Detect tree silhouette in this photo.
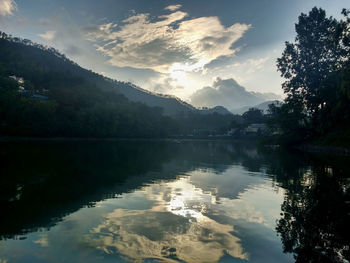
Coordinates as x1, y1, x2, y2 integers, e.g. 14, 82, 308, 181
272, 7, 350, 144
277, 7, 345, 117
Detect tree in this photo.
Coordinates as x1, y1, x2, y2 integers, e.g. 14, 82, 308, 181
272, 7, 350, 144
277, 7, 346, 117
242, 108, 264, 124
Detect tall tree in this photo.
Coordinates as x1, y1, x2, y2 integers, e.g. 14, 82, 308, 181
277, 7, 346, 117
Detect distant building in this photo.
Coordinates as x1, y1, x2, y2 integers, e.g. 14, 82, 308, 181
31, 94, 48, 100
9, 75, 24, 84
244, 123, 267, 134
226, 128, 237, 136
18, 89, 30, 94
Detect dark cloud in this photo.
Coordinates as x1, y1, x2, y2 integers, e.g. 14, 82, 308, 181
190, 166, 264, 200
190, 77, 280, 111
204, 55, 235, 70
82, 25, 100, 33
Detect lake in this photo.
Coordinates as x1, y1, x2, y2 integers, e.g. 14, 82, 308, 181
0, 140, 349, 262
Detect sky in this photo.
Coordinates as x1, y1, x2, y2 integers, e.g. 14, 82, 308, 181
0, 0, 348, 108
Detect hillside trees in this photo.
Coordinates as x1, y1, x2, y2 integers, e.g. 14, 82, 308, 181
0, 32, 175, 137
0, 32, 237, 138
242, 108, 265, 124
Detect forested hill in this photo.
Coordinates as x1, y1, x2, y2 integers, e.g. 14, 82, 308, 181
0, 32, 237, 138
0, 32, 175, 137
0, 32, 227, 116
112, 81, 196, 115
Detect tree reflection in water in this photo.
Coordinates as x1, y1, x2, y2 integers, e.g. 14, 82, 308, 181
269, 152, 350, 263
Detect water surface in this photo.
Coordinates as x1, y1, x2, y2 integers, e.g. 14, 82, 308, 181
0, 141, 348, 262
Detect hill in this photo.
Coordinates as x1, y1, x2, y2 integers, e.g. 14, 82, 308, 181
231, 100, 281, 115
0, 31, 232, 117
0, 31, 236, 137
0, 32, 175, 137
113, 81, 196, 115
199, 106, 233, 115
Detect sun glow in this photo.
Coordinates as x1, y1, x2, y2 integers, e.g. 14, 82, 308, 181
170, 69, 187, 83
168, 63, 199, 92
167, 194, 205, 219
164, 178, 206, 219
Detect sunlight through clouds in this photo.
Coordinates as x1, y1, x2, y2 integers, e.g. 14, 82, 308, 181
164, 4, 182, 11
86, 6, 251, 73
0, 0, 17, 16
38, 30, 56, 41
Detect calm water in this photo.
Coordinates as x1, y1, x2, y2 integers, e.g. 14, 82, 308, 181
0, 140, 349, 263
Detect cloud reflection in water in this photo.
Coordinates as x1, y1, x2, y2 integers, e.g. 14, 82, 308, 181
85, 168, 278, 262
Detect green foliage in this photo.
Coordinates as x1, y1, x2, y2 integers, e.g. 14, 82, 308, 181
277, 7, 345, 116
0, 31, 236, 138
273, 7, 350, 145
242, 108, 265, 124
172, 111, 241, 136
0, 32, 177, 138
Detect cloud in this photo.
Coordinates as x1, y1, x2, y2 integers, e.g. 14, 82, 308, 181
86, 8, 250, 73
38, 30, 56, 41
63, 44, 82, 56
204, 55, 270, 74
0, 0, 17, 16
190, 77, 280, 110
150, 77, 184, 93
143, 73, 187, 94
164, 4, 182, 11
231, 57, 270, 74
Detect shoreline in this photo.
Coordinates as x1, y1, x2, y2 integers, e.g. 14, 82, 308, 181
295, 144, 350, 156
2, 136, 350, 156
0, 136, 240, 142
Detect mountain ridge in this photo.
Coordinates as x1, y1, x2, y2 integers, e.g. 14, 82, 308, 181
0, 31, 233, 116
230, 100, 282, 114
0, 31, 238, 138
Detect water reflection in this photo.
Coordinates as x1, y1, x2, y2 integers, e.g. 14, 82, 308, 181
0, 140, 349, 262
86, 174, 256, 262
88, 208, 247, 262
274, 160, 350, 262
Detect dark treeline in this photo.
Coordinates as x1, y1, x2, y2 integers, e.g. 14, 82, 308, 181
0, 32, 174, 137
173, 110, 242, 136
0, 32, 239, 138
267, 7, 350, 147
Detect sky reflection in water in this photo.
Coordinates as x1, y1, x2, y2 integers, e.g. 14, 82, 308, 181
1, 169, 290, 262
1, 141, 347, 262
